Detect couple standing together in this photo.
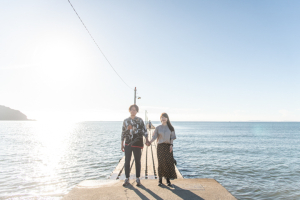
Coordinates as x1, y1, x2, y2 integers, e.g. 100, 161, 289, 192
121, 104, 177, 187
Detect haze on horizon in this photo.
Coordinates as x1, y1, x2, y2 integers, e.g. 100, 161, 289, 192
1, 0, 299, 122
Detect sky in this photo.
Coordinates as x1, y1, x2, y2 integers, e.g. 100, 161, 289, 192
0, 0, 299, 121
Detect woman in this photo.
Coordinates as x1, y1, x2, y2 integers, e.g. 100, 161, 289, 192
149, 113, 177, 186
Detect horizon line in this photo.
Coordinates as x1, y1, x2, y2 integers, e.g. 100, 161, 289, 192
1, 120, 299, 122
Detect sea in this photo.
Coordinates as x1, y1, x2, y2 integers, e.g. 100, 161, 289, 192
0, 121, 299, 200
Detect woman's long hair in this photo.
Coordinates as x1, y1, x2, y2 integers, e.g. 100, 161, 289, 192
160, 113, 174, 132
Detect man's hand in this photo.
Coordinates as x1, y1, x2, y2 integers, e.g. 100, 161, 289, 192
146, 138, 150, 146
145, 141, 150, 146
170, 145, 173, 153
121, 140, 125, 152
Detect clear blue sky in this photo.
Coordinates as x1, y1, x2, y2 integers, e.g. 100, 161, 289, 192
0, 0, 299, 121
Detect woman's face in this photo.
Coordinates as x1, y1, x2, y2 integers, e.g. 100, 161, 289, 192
130, 107, 137, 116
161, 116, 168, 123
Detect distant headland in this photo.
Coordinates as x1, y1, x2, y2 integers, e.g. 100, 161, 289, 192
0, 105, 34, 120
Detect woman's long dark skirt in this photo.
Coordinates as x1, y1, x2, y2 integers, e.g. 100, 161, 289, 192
157, 143, 177, 179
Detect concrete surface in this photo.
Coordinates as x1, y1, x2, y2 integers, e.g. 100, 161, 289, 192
63, 178, 236, 200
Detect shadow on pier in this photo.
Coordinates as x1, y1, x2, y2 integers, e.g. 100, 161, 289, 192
126, 182, 204, 200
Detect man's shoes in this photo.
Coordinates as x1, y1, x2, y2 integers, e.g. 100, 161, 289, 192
136, 178, 141, 186
123, 178, 129, 186
158, 182, 163, 186
167, 182, 172, 187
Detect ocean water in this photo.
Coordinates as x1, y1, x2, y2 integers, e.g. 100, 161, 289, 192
0, 121, 299, 199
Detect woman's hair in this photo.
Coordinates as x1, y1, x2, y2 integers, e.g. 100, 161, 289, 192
129, 104, 139, 112
160, 113, 174, 132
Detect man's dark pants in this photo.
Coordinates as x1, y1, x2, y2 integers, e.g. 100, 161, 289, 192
124, 145, 141, 178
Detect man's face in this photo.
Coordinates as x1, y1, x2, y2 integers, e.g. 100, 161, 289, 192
130, 107, 137, 116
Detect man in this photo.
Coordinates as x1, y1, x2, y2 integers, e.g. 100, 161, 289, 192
121, 104, 150, 186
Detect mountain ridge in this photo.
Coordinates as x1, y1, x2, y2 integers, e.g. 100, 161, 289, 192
0, 105, 33, 120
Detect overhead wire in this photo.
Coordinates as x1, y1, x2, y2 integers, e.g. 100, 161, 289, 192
67, 0, 133, 90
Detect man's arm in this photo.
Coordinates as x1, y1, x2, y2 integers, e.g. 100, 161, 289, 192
121, 140, 124, 152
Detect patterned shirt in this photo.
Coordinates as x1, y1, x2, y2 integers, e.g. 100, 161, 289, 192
121, 116, 148, 148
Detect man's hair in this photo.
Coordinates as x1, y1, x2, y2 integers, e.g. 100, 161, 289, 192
129, 104, 139, 112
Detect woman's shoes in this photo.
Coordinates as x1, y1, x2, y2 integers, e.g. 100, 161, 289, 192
157, 177, 172, 186
166, 178, 172, 187
158, 177, 163, 186
158, 182, 172, 186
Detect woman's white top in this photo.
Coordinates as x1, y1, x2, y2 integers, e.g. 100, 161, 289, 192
150, 125, 176, 144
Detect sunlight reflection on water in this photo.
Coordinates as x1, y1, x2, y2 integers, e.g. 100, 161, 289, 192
0, 121, 122, 199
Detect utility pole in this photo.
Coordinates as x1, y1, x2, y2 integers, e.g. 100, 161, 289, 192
145, 110, 148, 126
134, 87, 137, 105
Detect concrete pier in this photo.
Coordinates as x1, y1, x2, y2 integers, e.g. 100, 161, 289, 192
63, 179, 236, 200
63, 127, 236, 199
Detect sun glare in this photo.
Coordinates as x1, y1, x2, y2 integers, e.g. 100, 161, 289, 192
27, 32, 92, 120
33, 33, 85, 90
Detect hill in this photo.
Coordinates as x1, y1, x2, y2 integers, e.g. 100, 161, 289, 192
0, 105, 30, 120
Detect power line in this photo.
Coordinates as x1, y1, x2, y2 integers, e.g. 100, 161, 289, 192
67, 0, 133, 90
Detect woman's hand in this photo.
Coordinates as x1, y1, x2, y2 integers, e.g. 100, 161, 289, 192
170, 145, 173, 153
145, 138, 150, 146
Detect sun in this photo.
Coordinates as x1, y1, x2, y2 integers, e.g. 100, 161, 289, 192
33, 32, 86, 90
